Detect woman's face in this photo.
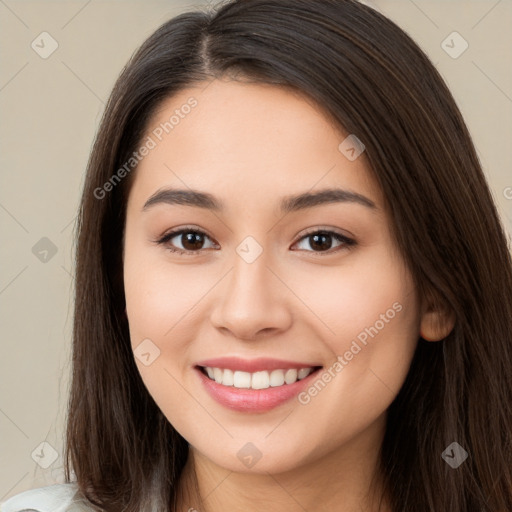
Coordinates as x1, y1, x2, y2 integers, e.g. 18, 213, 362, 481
123, 78, 421, 474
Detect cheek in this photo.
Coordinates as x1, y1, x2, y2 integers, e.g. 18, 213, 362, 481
124, 263, 209, 343
123, 242, 211, 421
289, 250, 417, 343
281, 253, 419, 449
288, 248, 419, 393
123, 229, 213, 349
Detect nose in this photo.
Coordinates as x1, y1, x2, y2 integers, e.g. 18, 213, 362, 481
210, 247, 293, 341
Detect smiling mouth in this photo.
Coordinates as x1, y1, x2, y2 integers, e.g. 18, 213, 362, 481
197, 365, 323, 390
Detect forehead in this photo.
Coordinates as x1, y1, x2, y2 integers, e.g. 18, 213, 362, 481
128, 79, 382, 211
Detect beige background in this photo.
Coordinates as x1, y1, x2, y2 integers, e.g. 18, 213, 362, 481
0, 0, 511, 501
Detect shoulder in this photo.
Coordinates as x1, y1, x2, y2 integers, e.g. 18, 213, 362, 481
0, 483, 93, 512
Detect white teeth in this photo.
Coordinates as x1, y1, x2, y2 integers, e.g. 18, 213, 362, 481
222, 368, 234, 386
269, 369, 285, 387
298, 368, 313, 380
284, 369, 298, 384
213, 367, 223, 384
202, 366, 316, 389
251, 371, 270, 390
233, 371, 251, 388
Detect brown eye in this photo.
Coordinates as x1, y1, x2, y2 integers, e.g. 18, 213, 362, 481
308, 232, 334, 251
179, 232, 206, 251
157, 228, 217, 254
293, 230, 355, 254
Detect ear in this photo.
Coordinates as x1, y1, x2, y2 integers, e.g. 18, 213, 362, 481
419, 299, 455, 342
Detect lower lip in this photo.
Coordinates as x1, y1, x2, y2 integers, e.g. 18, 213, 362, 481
195, 367, 322, 413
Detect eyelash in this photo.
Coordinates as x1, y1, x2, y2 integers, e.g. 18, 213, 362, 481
154, 225, 356, 256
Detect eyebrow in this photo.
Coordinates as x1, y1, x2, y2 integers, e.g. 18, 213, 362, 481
142, 187, 377, 213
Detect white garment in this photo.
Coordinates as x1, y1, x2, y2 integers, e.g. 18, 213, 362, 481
0, 483, 92, 512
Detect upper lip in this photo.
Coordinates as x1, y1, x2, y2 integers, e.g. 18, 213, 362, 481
195, 357, 323, 373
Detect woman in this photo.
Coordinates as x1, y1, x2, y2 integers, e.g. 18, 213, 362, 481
2, 0, 511, 511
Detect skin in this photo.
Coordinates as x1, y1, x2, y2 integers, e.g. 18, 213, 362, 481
123, 78, 454, 512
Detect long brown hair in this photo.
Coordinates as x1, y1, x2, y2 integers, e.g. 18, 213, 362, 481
64, 1, 512, 510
